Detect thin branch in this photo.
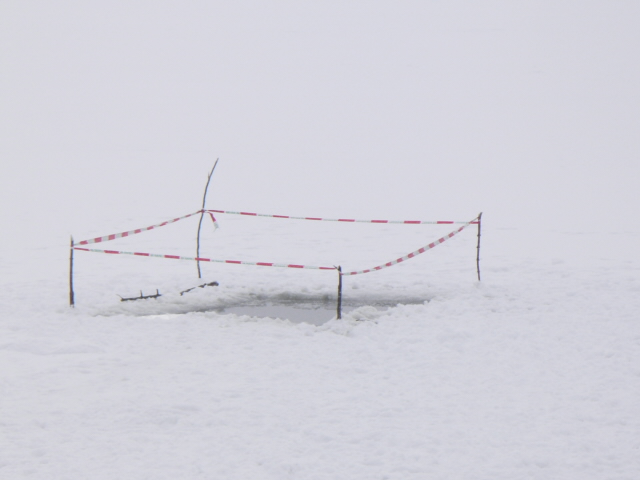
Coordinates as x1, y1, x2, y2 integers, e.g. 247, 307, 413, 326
197, 159, 219, 278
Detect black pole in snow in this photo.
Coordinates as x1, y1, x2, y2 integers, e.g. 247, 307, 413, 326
476, 212, 483, 282
197, 159, 219, 278
337, 266, 343, 319
69, 236, 75, 307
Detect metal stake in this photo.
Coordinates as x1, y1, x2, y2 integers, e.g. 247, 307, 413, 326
476, 212, 483, 281
69, 236, 75, 307
337, 266, 343, 319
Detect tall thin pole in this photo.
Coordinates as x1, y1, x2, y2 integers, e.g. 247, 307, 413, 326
69, 236, 75, 307
197, 159, 219, 278
337, 266, 343, 319
476, 212, 483, 282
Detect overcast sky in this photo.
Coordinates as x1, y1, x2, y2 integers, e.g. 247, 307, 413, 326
2, 1, 639, 249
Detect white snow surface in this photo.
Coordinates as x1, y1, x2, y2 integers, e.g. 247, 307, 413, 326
1, 215, 639, 479
2, 2, 640, 479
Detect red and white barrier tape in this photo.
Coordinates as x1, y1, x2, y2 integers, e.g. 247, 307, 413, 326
209, 209, 479, 225
74, 215, 478, 275
341, 217, 477, 276
73, 247, 336, 271
76, 210, 216, 246
76, 208, 475, 247
207, 212, 220, 230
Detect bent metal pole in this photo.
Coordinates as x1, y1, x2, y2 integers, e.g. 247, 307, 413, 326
197, 159, 218, 278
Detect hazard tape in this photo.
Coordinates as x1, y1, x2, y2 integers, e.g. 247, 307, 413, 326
341, 217, 477, 276
209, 209, 479, 225
73, 211, 480, 277
73, 247, 336, 271
76, 210, 212, 246
76, 208, 475, 247
208, 212, 220, 230
74, 215, 478, 275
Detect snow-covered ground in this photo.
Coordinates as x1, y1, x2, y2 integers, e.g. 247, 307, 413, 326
1, 212, 639, 479
2, 2, 639, 479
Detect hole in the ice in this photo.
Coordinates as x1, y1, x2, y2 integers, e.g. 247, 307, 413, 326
212, 296, 427, 325
118, 292, 429, 323
218, 304, 352, 325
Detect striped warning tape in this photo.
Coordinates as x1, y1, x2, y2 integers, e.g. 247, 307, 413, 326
209, 209, 479, 225
74, 215, 478, 275
73, 247, 336, 271
76, 210, 211, 246
341, 217, 477, 276
76, 208, 475, 247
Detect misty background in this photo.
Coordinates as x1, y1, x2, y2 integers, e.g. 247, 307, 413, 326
2, 2, 639, 276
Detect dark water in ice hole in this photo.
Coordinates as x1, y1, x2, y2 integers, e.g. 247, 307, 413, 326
121, 291, 428, 324
211, 294, 428, 325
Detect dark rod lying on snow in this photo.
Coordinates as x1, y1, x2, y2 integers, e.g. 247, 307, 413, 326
180, 281, 219, 296
196, 159, 219, 279
69, 236, 75, 307
118, 289, 162, 302
476, 212, 483, 282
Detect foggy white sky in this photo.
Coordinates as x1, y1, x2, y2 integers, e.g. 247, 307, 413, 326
1, 1, 639, 246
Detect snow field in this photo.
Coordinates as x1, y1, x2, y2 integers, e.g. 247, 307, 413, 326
1, 222, 639, 479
